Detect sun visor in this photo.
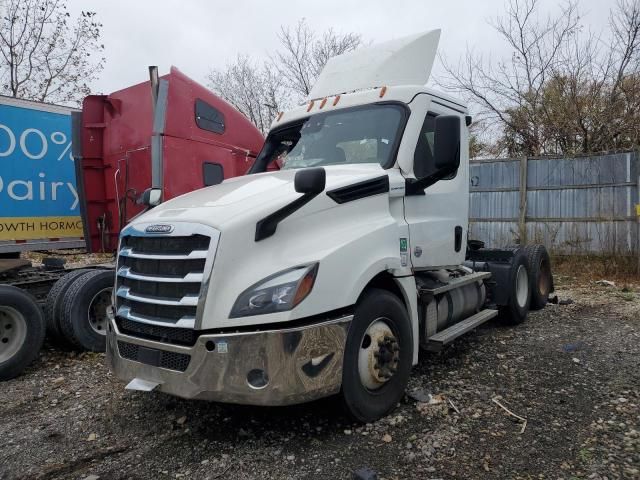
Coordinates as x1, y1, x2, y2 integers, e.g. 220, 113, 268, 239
308, 29, 441, 100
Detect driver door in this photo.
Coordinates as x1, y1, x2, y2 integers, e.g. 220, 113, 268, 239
404, 109, 468, 269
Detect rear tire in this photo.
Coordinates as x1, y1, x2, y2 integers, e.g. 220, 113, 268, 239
524, 244, 552, 310
44, 269, 91, 346
0, 286, 45, 381
59, 270, 114, 352
341, 288, 413, 423
499, 249, 531, 325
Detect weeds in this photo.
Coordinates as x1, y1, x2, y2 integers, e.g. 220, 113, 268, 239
552, 254, 639, 282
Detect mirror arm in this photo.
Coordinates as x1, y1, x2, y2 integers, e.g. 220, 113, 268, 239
405, 164, 459, 196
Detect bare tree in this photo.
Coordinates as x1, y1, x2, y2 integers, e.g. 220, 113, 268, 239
0, 0, 105, 105
208, 55, 289, 134
440, 0, 640, 157
536, 0, 640, 154
274, 19, 362, 99
440, 0, 580, 156
209, 19, 362, 133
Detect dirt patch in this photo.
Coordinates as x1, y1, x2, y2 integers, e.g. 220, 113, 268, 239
23, 251, 114, 269
1, 278, 638, 480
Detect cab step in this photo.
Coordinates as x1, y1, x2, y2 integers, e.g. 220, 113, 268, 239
425, 309, 498, 352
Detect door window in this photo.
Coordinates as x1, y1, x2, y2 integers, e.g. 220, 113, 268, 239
413, 114, 436, 179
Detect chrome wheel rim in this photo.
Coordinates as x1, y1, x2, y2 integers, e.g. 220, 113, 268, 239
358, 318, 399, 390
0, 306, 28, 363
88, 288, 112, 336
516, 265, 529, 308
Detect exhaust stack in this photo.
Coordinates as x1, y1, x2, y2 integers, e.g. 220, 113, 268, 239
149, 66, 159, 113
147, 66, 166, 196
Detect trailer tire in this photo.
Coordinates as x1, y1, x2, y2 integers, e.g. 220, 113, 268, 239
59, 270, 114, 352
341, 288, 413, 423
524, 244, 552, 310
0, 286, 46, 381
44, 269, 91, 346
499, 249, 531, 325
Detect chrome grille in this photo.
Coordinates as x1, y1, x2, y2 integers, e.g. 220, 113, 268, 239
121, 234, 211, 255
118, 256, 206, 278
114, 223, 219, 334
116, 318, 198, 346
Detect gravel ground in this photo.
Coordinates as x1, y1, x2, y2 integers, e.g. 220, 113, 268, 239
1, 275, 638, 480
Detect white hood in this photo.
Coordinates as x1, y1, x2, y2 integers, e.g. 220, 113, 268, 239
308, 29, 441, 100
139, 164, 389, 228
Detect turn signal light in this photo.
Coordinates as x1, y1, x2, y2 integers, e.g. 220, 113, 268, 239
293, 268, 317, 307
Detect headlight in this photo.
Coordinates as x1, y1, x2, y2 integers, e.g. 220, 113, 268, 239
230, 264, 319, 318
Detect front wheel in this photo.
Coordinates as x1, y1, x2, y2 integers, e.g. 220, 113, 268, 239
341, 288, 413, 422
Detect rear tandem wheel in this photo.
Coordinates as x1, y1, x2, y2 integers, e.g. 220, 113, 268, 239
59, 269, 114, 352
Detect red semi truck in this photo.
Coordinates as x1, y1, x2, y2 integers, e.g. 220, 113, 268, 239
0, 67, 264, 379
77, 67, 264, 253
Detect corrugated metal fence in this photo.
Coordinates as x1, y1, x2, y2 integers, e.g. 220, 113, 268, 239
469, 151, 640, 254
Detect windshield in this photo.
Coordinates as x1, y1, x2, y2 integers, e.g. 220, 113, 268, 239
254, 104, 406, 171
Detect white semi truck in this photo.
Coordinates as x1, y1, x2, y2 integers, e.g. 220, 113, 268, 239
106, 30, 552, 422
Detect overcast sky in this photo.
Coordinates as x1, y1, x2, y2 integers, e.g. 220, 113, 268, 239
68, 0, 616, 95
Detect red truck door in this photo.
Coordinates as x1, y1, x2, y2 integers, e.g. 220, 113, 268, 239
75, 67, 264, 253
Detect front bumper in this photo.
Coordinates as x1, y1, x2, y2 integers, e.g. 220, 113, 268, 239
106, 313, 352, 406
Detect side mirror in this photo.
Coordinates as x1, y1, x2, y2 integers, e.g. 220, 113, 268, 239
405, 115, 461, 195
434, 115, 461, 172
138, 187, 162, 207
294, 167, 326, 195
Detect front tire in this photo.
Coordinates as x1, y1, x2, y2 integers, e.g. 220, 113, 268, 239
341, 288, 413, 422
0, 286, 46, 381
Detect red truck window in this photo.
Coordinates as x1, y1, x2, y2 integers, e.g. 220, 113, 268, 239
195, 99, 225, 134
203, 162, 224, 186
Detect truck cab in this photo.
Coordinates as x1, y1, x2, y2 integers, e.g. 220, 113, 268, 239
106, 31, 544, 421
76, 67, 264, 253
